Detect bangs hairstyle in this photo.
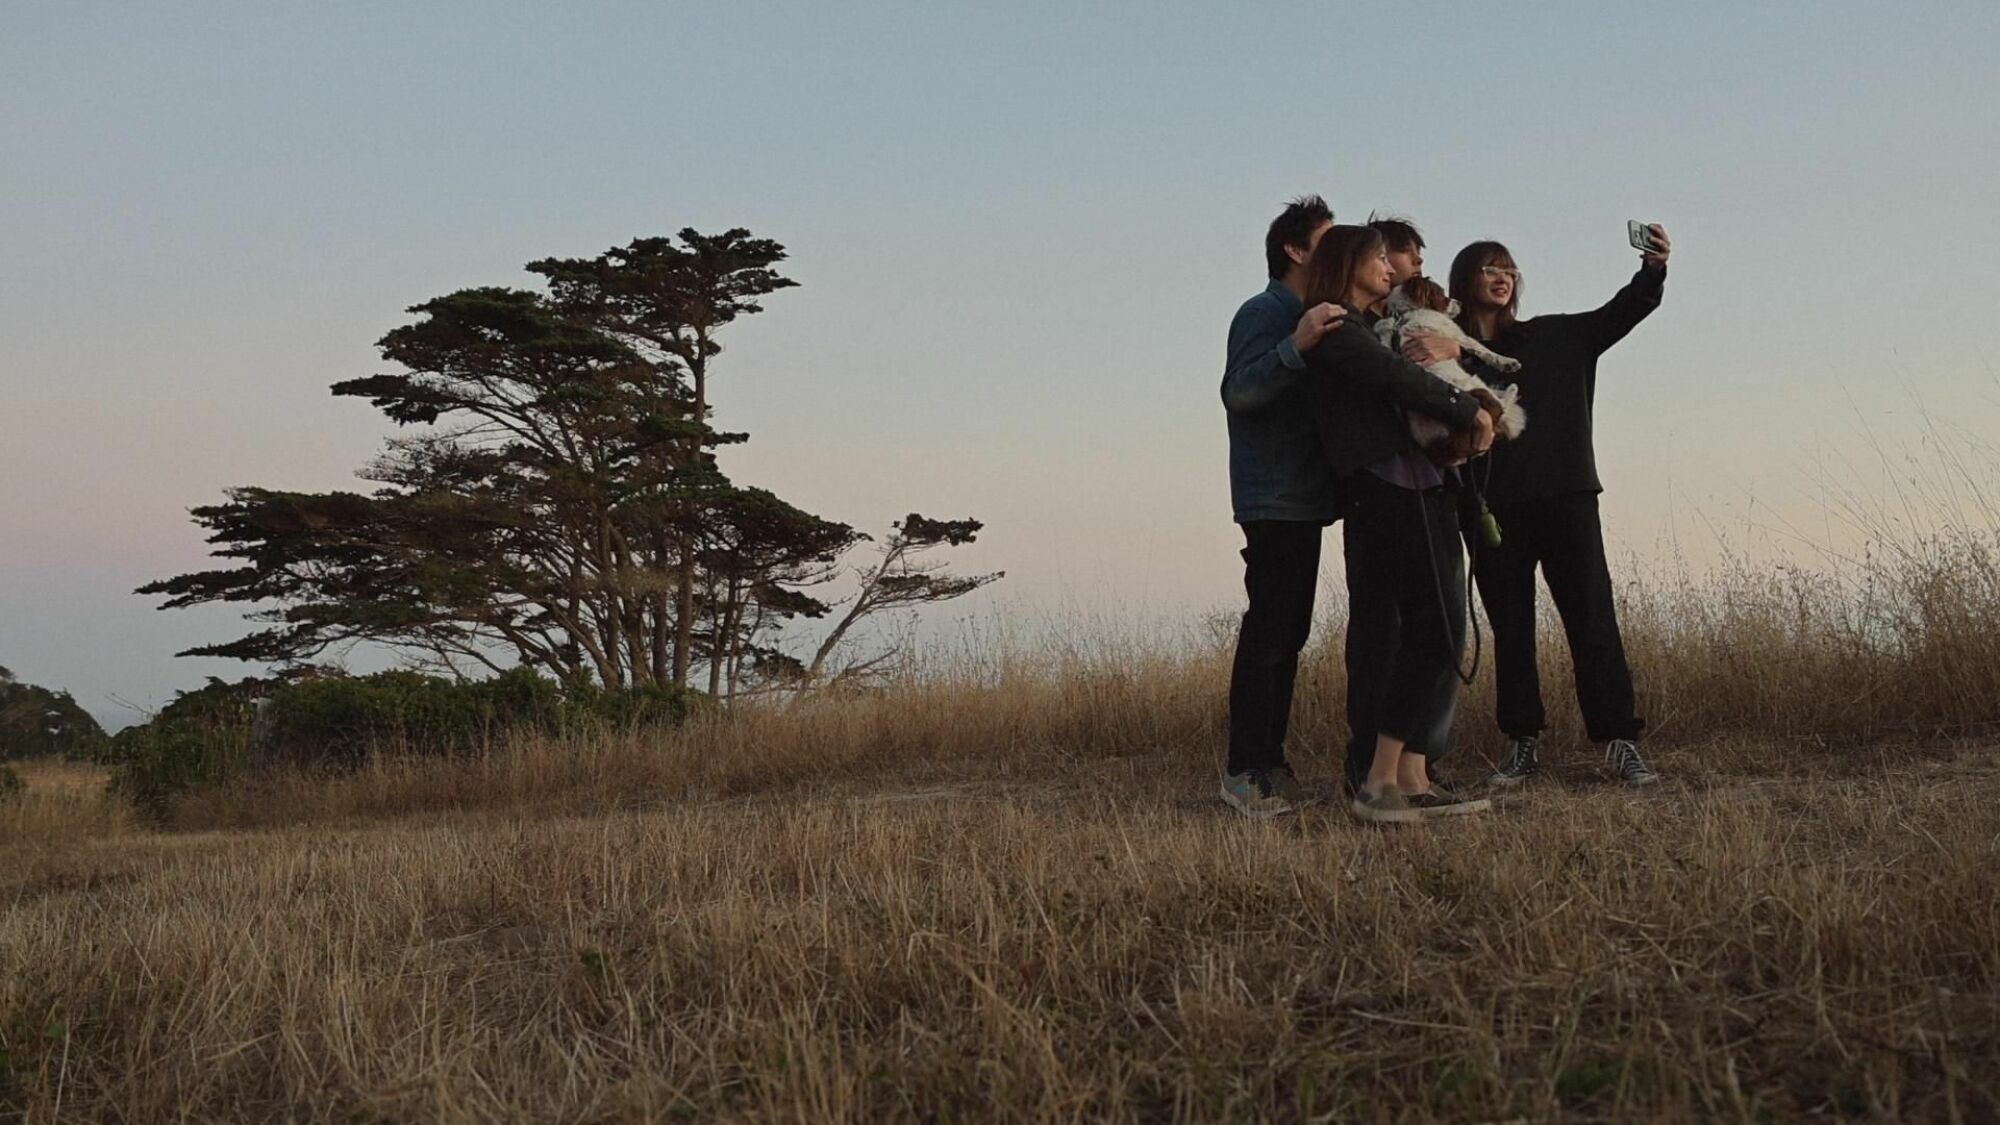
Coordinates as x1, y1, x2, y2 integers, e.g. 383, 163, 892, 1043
1265, 194, 1334, 280
1367, 212, 1425, 253
1449, 240, 1520, 335
1301, 224, 1385, 309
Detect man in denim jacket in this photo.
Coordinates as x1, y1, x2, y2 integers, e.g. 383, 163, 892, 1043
1217, 196, 1348, 817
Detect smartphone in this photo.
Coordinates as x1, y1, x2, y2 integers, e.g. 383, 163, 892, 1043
1627, 220, 1663, 254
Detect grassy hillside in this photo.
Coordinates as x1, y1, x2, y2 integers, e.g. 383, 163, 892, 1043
4, 529, 1998, 1121
5, 741, 1998, 1122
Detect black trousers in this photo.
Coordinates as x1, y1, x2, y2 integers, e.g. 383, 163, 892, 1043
1341, 473, 1467, 793
1471, 492, 1644, 743
1226, 520, 1324, 775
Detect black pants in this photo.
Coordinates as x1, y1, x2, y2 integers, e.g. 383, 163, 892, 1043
1341, 473, 1467, 793
1472, 493, 1644, 743
1226, 520, 1324, 775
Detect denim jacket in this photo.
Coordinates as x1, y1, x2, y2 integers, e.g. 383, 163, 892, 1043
1220, 282, 1341, 524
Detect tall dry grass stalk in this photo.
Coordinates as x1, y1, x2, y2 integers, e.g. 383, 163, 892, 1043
0, 761, 135, 848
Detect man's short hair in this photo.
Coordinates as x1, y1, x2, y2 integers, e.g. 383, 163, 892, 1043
1367, 212, 1425, 253
1265, 195, 1334, 280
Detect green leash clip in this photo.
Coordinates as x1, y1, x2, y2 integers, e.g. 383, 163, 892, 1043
1478, 499, 1502, 548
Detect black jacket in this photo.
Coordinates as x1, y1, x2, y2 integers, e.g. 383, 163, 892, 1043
1303, 303, 1483, 480
1481, 265, 1665, 505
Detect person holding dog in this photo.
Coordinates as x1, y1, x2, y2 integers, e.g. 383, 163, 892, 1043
1353, 214, 1485, 793
1299, 225, 1501, 821
1448, 228, 1672, 787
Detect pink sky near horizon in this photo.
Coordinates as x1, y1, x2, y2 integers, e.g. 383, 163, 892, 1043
4, 1, 1997, 725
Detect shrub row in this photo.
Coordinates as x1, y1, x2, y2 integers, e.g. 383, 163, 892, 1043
110, 669, 703, 818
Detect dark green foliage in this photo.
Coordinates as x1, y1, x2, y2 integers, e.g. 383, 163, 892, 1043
0, 665, 109, 761
0, 993, 67, 1111
1556, 1056, 1642, 1107
260, 668, 562, 763
107, 677, 265, 818
561, 678, 708, 729
0, 763, 22, 801
108, 670, 703, 817
259, 667, 699, 763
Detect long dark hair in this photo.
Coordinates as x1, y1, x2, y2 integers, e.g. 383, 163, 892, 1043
1301, 224, 1385, 309
1448, 240, 1520, 337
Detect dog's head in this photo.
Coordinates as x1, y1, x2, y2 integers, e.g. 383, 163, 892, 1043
1388, 276, 1459, 319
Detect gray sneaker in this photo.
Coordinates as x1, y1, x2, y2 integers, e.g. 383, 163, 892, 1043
1349, 784, 1421, 824
1408, 784, 1494, 818
1220, 767, 1306, 819
1487, 736, 1540, 787
1604, 740, 1660, 786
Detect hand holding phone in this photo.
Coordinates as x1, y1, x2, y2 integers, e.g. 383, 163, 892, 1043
1627, 220, 1665, 254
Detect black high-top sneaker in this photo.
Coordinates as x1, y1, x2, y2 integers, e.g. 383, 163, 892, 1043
1486, 736, 1540, 787
1604, 739, 1660, 786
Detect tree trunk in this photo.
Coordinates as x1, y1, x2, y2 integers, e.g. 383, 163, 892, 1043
706, 573, 728, 698
806, 546, 900, 680
669, 330, 711, 688
671, 550, 695, 687
651, 529, 672, 685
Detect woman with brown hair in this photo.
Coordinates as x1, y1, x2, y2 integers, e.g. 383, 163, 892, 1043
1298, 224, 1499, 821
1448, 231, 1671, 788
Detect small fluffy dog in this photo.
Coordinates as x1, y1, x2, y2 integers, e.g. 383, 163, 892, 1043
1375, 276, 1526, 455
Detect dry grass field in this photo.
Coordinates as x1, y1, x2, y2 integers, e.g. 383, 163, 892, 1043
4, 733, 1998, 1123
5, 527, 2000, 1122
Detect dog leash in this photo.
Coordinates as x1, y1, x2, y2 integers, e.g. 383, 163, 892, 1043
1417, 455, 1497, 687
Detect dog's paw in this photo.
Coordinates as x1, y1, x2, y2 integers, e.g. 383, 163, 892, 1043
1493, 356, 1522, 373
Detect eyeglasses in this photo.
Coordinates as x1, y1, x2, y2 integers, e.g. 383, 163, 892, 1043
1480, 266, 1521, 282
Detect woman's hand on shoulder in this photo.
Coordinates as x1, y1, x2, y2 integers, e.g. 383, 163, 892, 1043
1290, 302, 1347, 354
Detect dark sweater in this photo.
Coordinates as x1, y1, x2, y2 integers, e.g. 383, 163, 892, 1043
1480, 266, 1665, 505
1303, 303, 1483, 479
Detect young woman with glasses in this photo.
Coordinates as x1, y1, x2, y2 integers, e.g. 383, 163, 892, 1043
1448, 230, 1672, 788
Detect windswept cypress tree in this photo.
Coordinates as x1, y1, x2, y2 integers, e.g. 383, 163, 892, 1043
141, 231, 996, 696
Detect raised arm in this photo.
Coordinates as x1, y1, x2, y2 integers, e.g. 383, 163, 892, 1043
1304, 312, 1484, 430
1575, 263, 1666, 354
1578, 227, 1672, 354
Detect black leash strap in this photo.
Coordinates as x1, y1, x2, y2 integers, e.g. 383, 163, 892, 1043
1416, 458, 1494, 687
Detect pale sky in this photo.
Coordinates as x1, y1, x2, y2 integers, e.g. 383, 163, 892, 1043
4, 1, 1998, 727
